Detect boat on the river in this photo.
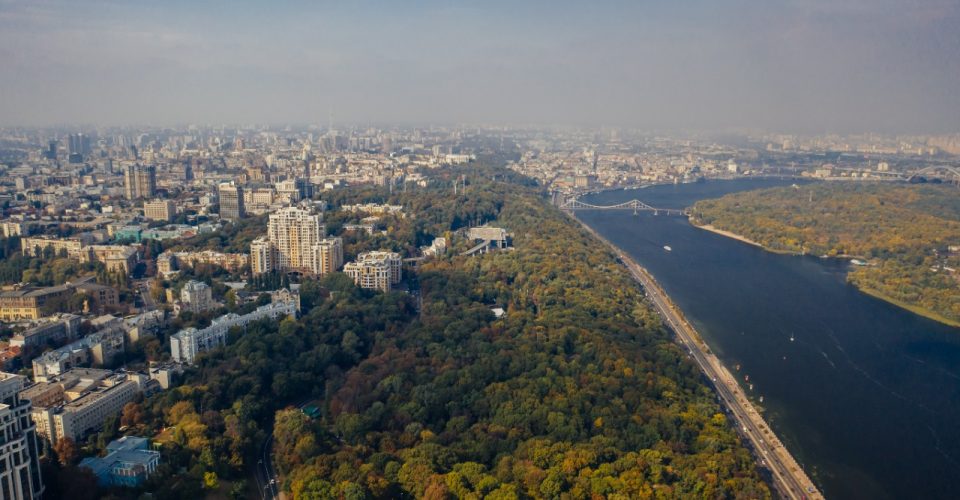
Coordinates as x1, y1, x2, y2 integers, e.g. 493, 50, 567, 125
663, 245, 672, 252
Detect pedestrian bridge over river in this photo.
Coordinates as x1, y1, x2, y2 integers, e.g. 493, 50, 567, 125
559, 198, 687, 216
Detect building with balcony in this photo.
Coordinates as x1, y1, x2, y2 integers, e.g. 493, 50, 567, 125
250, 205, 342, 276
170, 291, 299, 364
343, 251, 402, 292
0, 372, 45, 499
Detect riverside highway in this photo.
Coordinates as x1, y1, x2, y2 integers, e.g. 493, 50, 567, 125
575, 218, 824, 500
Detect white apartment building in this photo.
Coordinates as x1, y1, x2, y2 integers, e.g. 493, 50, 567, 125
170, 293, 300, 364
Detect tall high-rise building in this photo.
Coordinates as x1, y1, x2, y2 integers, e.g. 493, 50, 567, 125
67, 134, 91, 163
250, 237, 273, 275
268, 206, 323, 272
183, 160, 194, 182
124, 165, 156, 200
44, 141, 57, 160
0, 373, 44, 499
218, 182, 245, 220
310, 237, 343, 276
250, 205, 341, 275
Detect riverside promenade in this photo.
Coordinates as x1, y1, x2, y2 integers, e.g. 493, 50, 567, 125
573, 216, 824, 500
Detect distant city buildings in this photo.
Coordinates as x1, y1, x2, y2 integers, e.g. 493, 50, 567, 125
340, 203, 404, 215
218, 181, 245, 220
123, 164, 156, 200
143, 199, 175, 221
343, 251, 402, 292
250, 205, 342, 276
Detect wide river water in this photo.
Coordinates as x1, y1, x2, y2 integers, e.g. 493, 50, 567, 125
579, 179, 960, 500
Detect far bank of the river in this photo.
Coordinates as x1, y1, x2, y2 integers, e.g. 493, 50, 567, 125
690, 220, 802, 256
691, 219, 960, 329
855, 285, 960, 328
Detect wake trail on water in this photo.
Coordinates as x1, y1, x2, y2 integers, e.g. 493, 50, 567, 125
819, 350, 837, 369
925, 424, 960, 472
823, 327, 936, 416
904, 354, 960, 382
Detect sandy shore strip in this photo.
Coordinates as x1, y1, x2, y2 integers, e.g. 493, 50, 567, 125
694, 223, 765, 248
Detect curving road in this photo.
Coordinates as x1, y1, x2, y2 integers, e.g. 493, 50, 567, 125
576, 218, 824, 500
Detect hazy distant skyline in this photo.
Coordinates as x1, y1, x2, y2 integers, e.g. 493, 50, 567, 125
1, 0, 958, 134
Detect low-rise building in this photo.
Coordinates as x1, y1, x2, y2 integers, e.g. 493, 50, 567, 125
10, 314, 83, 349
170, 291, 299, 364
32, 326, 125, 382
142, 199, 176, 222
20, 236, 85, 258
422, 237, 446, 257
159, 250, 249, 273
1, 221, 24, 237
75, 282, 120, 313
0, 284, 77, 321
340, 203, 403, 215
22, 369, 151, 444
79, 436, 160, 488
467, 226, 510, 249
82, 245, 139, 274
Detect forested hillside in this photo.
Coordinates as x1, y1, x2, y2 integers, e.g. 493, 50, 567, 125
691, 183, 960, 326
86, 165, 769, 499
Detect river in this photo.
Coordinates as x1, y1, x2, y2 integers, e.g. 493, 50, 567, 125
578, 179, 960, 500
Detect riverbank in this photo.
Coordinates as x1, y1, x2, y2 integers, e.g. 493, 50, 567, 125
693, 220, 960, 329
693, 223, 765, 249
855, 285, 960, 328
569, 212, 823, 500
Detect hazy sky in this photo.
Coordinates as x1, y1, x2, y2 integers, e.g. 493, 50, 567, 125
1, 0, 958, 133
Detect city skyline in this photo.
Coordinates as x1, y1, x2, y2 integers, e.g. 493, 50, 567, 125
0, 0, 958, 134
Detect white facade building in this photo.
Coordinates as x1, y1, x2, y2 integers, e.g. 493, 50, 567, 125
170, 293, 300, 364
